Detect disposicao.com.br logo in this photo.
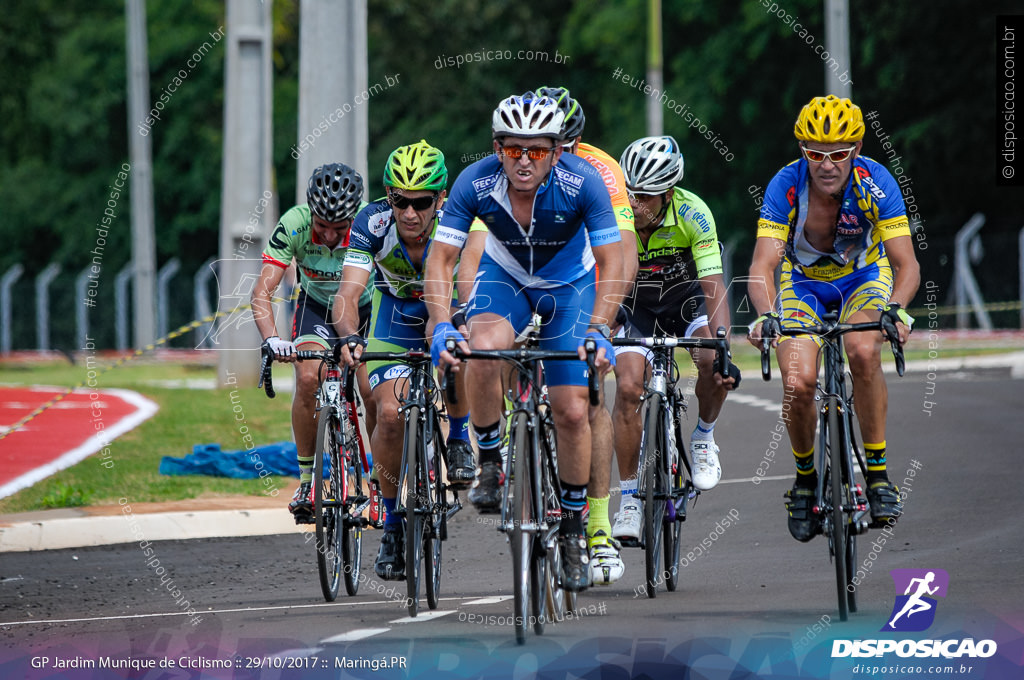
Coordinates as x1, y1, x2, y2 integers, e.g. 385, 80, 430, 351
831, 568, 998, 659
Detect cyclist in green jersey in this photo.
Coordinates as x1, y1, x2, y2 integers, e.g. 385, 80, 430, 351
251, 163, 374, 523
611, 136, 739, 545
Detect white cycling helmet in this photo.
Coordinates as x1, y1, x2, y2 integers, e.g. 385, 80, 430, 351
492, 93, 565, 140
620, 136, 685, 193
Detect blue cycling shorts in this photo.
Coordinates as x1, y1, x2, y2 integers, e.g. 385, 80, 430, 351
466, 253, 595, 387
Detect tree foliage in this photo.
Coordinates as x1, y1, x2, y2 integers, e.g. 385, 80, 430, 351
1, 0, 1021, 348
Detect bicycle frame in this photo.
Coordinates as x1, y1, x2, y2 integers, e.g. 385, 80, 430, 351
614, 332, 729, 597
760, 312, 905, 620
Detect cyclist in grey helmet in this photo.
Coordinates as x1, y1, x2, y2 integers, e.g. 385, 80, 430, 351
252, 162, 375, 524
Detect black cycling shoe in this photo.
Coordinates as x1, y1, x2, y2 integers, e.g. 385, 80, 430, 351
374, 523, 406, 581
559, 533, 590, 592
468, 461, 504, 513
288, 482, 314, 525
784, 485, 820, 542
866, 480, 902, 526
445, 439, 476, 489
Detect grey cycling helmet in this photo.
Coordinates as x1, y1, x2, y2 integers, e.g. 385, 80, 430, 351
492, 93, 565, 140
306, 163, 363, 222
534, 86, 586, 140
620, 136, 685, 193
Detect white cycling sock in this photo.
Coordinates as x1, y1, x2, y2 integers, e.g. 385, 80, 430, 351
692, 418, 716, 442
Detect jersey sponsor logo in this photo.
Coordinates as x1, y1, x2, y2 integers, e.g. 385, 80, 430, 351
472, 173, 499, 194
554, 213, 566, 223
585, 156, 617, 190
617, 206, 633, 221
368, 211, 391, 236
313, 324, 330, 339
695, 240, 715, 250
837, 214, 863, 235
383, 365, 412, 382
553, 166, 584, 189
786, 186, 797, 206
345, 251, 373, 266
690, 210, 712, 233
861, 175, 887, 200
268, 226, 288, 251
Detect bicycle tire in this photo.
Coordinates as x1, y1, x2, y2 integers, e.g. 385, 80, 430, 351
839, 408, 858, 614
641, 393, 665, 599
404, 405, 425, 617
540, 415, 576, 617
826, 396, 850, 622
510, 411, 533, 645
314, 411, 342, 602
663, 404, 683, 592
341, 405, 363, 596
425, 425, 443, 610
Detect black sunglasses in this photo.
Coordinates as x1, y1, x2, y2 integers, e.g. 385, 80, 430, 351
388, 191, 437, 212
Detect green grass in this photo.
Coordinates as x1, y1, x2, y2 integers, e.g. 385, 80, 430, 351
0, 358, 296, 514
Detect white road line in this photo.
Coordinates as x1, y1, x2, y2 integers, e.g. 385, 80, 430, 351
462, 596, 513, 606
389, 610, 457, 624
0, 597, 466, 627
322, 629, 390, 643
727, 393, 780, 413
720, 474, 792, 485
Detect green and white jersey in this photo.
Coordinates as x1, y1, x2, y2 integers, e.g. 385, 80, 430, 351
630, 186, 722, 312
344, 198, 454, 301
261, 204, 373, 309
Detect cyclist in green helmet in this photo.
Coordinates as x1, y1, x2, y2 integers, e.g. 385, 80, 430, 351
335, 140, 473, 581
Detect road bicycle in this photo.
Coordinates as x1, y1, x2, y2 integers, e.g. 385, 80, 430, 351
613, 330, 730, 598
259, 345, 374, 601
760, 312, 905, 621
353, 348, 464, 617
448, 339, 599, 645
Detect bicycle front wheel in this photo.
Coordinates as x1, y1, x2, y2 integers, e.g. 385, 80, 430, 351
826, 396, 850, 622
509, 412, 534, 645
640, 393, 666, 599
424, 424, 443, 610
340, 406, 363, 596
403, 405, 425, 617
314, 411, 343, 602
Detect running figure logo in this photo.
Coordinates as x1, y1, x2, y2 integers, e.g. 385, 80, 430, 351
882, 568, 949, 632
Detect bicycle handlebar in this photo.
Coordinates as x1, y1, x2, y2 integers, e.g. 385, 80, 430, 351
447, 344, 601, 406
759, 319, 906, 381
613, 327, 732, 383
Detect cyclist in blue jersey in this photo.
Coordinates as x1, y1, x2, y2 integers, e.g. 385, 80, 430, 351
747, 95, 920, 542
335, 141, 474, 580
251, 163, 373, 524
424, 93, 626, 591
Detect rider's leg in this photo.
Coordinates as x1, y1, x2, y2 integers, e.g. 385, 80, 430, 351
777, 337, 821, 486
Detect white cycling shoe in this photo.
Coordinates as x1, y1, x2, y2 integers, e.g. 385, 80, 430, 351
691, 441, 722, 490
588, 531, 625, 585
611, 501, 642, 546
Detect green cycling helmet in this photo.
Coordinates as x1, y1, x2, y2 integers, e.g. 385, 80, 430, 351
383, 140, 448, 191
534, 86, 585, 140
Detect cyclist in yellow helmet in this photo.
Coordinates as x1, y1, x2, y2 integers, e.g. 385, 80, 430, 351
747, 95, 920, 541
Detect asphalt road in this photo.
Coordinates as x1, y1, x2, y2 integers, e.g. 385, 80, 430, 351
2, 366, 1022, 679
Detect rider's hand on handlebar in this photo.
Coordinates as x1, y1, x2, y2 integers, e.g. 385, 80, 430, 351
263, 336, 297, 362
747, 312, 782, 349
712, 355, 742, 390
430, 321, 469, 369
337, 334, 367, 367
578, 330, 615, 375
880, 303, 914, 346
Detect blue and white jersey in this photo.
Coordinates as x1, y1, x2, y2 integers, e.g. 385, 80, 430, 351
435, 153, 621, 288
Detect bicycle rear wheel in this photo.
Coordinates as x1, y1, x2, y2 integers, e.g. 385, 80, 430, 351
314, 411, 343, 602
509, 412, 533, 645
404, 405, 425, 617
825, 396, 850, 622
640, 393, 665, 598
341, 405, 363, 596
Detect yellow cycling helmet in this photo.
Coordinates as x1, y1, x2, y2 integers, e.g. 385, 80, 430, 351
793, 95, 865, 143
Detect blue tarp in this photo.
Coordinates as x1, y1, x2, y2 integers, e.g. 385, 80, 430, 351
159, 442, 300, 478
